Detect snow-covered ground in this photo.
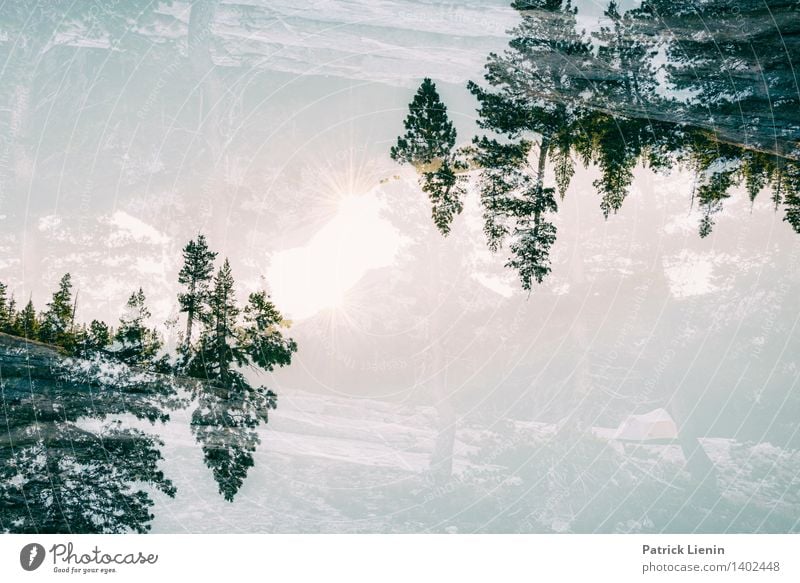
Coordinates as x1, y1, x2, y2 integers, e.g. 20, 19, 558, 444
147, 389, 800, 533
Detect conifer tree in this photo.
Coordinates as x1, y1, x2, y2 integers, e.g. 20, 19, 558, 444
190, 386, 275, 502
4, 295, 18, 335
241, 291, 298, 371
187, 260, 298, 389
39, 273, 75, 347
16, 300, 39, 340
391, 78, 467, 236
178, 234, 217, 349
187, 272, 294, 502
76, 319, 112, 356
465, 0, 591, 289
391, 77, 457, 167
0, 282, 10, 332
576, 2, 679, 217
113, 288, 163, 367
781, 163, 800, 234
471, 137, 558, 290
191, 259, 243, 385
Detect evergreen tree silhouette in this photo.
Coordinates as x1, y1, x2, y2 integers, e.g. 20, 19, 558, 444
39, 274, 75, 348
113, 288, 163, 368
391, 78, 457, 167
178, 234, 218, 351
16, 300, 39, 341
0, 282, 10, 332
391, 78, 467, 235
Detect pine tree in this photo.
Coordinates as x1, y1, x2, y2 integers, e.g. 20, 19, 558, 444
77, 319, 112, 356
575, 2, 677, 217
462, 0, 592, 289
186, 264, 298, 500
188, 281, 293, 502
113, 288, 163, 367
187, 261, 269, 501
16, 300, 39, 340
0, 282, 10, 332
4, 295, 18, 335
391, 78, 467, 236
390, 78, 457, 167
178, 234, 218, 350
471, 137, 559, 290
191, 259, 243, 385
241, 291, 297, 371
39, 273, 75, 347
593, 0, 656, 108
190, 386, 274, 502
781, 162, 800, 234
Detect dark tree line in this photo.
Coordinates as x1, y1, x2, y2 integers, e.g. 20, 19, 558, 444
0, 338, 180, 533
391, 0, 800, 291
176, 235, 297, 501
1, 233, 297, 512
0, 234, 296, 378
0, 273, 165, 369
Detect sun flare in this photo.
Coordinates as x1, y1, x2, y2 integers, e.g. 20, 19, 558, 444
267, 192, 402, 320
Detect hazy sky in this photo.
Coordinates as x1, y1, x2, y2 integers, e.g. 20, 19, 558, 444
1, 0, 798, 416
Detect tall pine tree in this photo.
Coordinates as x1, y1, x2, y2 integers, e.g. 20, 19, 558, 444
39, 273, 75, 348
16, 299, 39, 340
178, 234, 217, 350
466, 0, 592, 290
0, 282, 10, 332
186, 263, 294, 502
113, 288, 163, 368
191, 259, 242, 385
391, 78, 467, 236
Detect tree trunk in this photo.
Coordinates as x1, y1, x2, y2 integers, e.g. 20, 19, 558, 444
536, 136, 550, 188
185, 309, 194, 349
184, 278, 197, 349
531, 135, 550, 231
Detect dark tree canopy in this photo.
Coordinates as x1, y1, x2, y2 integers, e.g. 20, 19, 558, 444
242, 290, 298, 372
391, 0, 800, 290
391, 78, 468, 236
178, 233, 218, 351
113, 288, 164, 368
466, 0, 591, 289
391, 77, 457, 167
179, 244, 297, 501
0, 337, 179, 534
39, 273, 75, 348
190, 384, 277, 502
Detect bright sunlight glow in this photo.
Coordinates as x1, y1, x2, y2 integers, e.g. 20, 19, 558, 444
267, 192, 403, 320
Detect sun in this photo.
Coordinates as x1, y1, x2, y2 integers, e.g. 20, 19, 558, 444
267, 191, 402, 320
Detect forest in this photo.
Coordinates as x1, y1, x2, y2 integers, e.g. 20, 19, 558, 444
0, 0, 798, 534
0, 235, 296, 531
391, 0, 800, 290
